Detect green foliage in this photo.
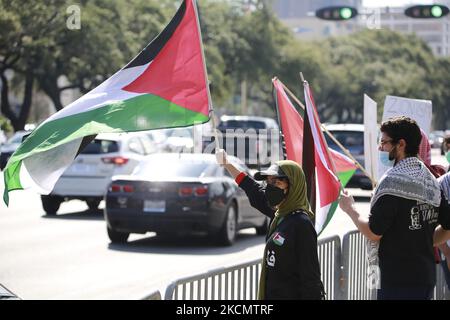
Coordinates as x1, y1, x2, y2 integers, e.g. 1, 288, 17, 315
0, 114, 12, 132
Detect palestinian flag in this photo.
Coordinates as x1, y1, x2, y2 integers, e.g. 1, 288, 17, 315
328, 148, 357, 188
3, 0, 210, 205
302, 81, 341, 235
273, 79, 356, 234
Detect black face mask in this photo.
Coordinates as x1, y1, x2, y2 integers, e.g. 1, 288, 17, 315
265, 184, 286, 207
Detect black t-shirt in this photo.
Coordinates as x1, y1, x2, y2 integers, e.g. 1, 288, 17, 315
369, 194, 450, 287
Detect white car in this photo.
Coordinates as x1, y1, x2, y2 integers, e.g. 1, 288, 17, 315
41, 132, 156, 215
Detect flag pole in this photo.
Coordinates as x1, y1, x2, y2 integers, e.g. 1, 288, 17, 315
192, 0, 220, 150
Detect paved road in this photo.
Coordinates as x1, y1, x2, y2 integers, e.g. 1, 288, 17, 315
0, 179, 362, 300
0, 150, 446, 299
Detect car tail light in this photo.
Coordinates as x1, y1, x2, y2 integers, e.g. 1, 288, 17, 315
102, 156, 129, 165
110, 184, 122, 192
109, 184, 134, 192
194, 186, 208, 196
179, 187, 193, 196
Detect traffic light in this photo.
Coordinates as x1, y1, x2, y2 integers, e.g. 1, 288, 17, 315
315, 6, 358, 21
404, 5, 449, 18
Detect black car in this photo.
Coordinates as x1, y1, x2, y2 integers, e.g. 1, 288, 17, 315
104, 153, 269, 246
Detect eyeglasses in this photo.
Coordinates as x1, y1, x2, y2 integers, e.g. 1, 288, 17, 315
379, 139, 393, 146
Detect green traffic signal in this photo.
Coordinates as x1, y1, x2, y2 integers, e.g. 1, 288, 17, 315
431, 5, 443, 17
316, 6, 358, 21
404, 5, 449, 18
340, 7, 353, 19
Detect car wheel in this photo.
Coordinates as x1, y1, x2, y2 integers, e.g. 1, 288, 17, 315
216, 204, 237, 246
255, 217, 270, 236
107, 226, 129, 244
41, 195, 62, 215
86, 199, 101, 211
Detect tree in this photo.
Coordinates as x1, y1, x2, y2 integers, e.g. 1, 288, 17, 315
320, 29, 439, 123
0, 0, 170, 130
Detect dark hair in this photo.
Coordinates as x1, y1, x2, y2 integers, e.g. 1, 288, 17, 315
445, 136, 450, 145
380, 116, 421, 157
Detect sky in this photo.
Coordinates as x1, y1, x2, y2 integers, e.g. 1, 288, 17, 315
363, 0, 434, 7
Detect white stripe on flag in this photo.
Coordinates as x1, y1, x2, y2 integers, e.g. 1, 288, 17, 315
20, 138, 83, 194
41, 64, 149, 125
315, 169, 332, 234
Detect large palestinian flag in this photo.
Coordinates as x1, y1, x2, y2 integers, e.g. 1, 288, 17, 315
3, 0, 210, 205
273, 78, 356, 234
302, 82, 342, 235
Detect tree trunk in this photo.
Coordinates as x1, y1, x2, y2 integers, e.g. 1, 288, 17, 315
40, 76, 63, 111
15, 68, 34, 131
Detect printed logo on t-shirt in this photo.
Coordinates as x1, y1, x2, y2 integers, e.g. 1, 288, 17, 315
272, 232, 285, 246
266, 250, 276, 267
409, 203, 439, 231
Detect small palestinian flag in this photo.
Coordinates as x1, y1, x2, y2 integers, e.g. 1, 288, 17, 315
272, 232, 285, 246
3, 0, 210, 205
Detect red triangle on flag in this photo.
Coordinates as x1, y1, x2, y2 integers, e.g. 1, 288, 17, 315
123, 0, 209, 117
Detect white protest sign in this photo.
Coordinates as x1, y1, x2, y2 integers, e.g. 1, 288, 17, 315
382, 95, 432, 135
364, 94, 378, 183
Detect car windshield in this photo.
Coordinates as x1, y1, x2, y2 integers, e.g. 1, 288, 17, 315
134, 158, 214, 178
218, 120, 266, 131
81, 139, 119, 154
326, 131, 363, 149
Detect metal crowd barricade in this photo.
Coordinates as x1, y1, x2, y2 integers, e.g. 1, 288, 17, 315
317, 235, 342, 300
165, 259, 261, 300
342, 230, 377, 300
164, 236, 341, 300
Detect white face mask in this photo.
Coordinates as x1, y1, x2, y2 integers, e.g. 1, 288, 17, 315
379, 150, 394, 167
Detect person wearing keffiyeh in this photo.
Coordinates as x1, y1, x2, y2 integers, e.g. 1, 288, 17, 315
339, 116, 450, 300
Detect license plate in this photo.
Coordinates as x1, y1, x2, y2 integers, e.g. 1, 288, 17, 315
70, 163, 96, 174
143, 200, 166, 213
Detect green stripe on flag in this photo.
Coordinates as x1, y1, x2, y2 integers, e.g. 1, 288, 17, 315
318, 200, 339, 236
3, 93, 209, 204
7, 93, 208, 165
337, 169, 356, 188
3, 160, 23, 205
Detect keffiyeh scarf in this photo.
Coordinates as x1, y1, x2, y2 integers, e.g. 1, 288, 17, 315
367, 157, 441, 289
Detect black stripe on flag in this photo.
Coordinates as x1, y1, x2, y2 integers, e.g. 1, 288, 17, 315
302, 107, 316, 219
124, 1, 187, 69
76, 135, 97, 157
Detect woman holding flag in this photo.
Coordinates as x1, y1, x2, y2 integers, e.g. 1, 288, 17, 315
216, 149, 325, 300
